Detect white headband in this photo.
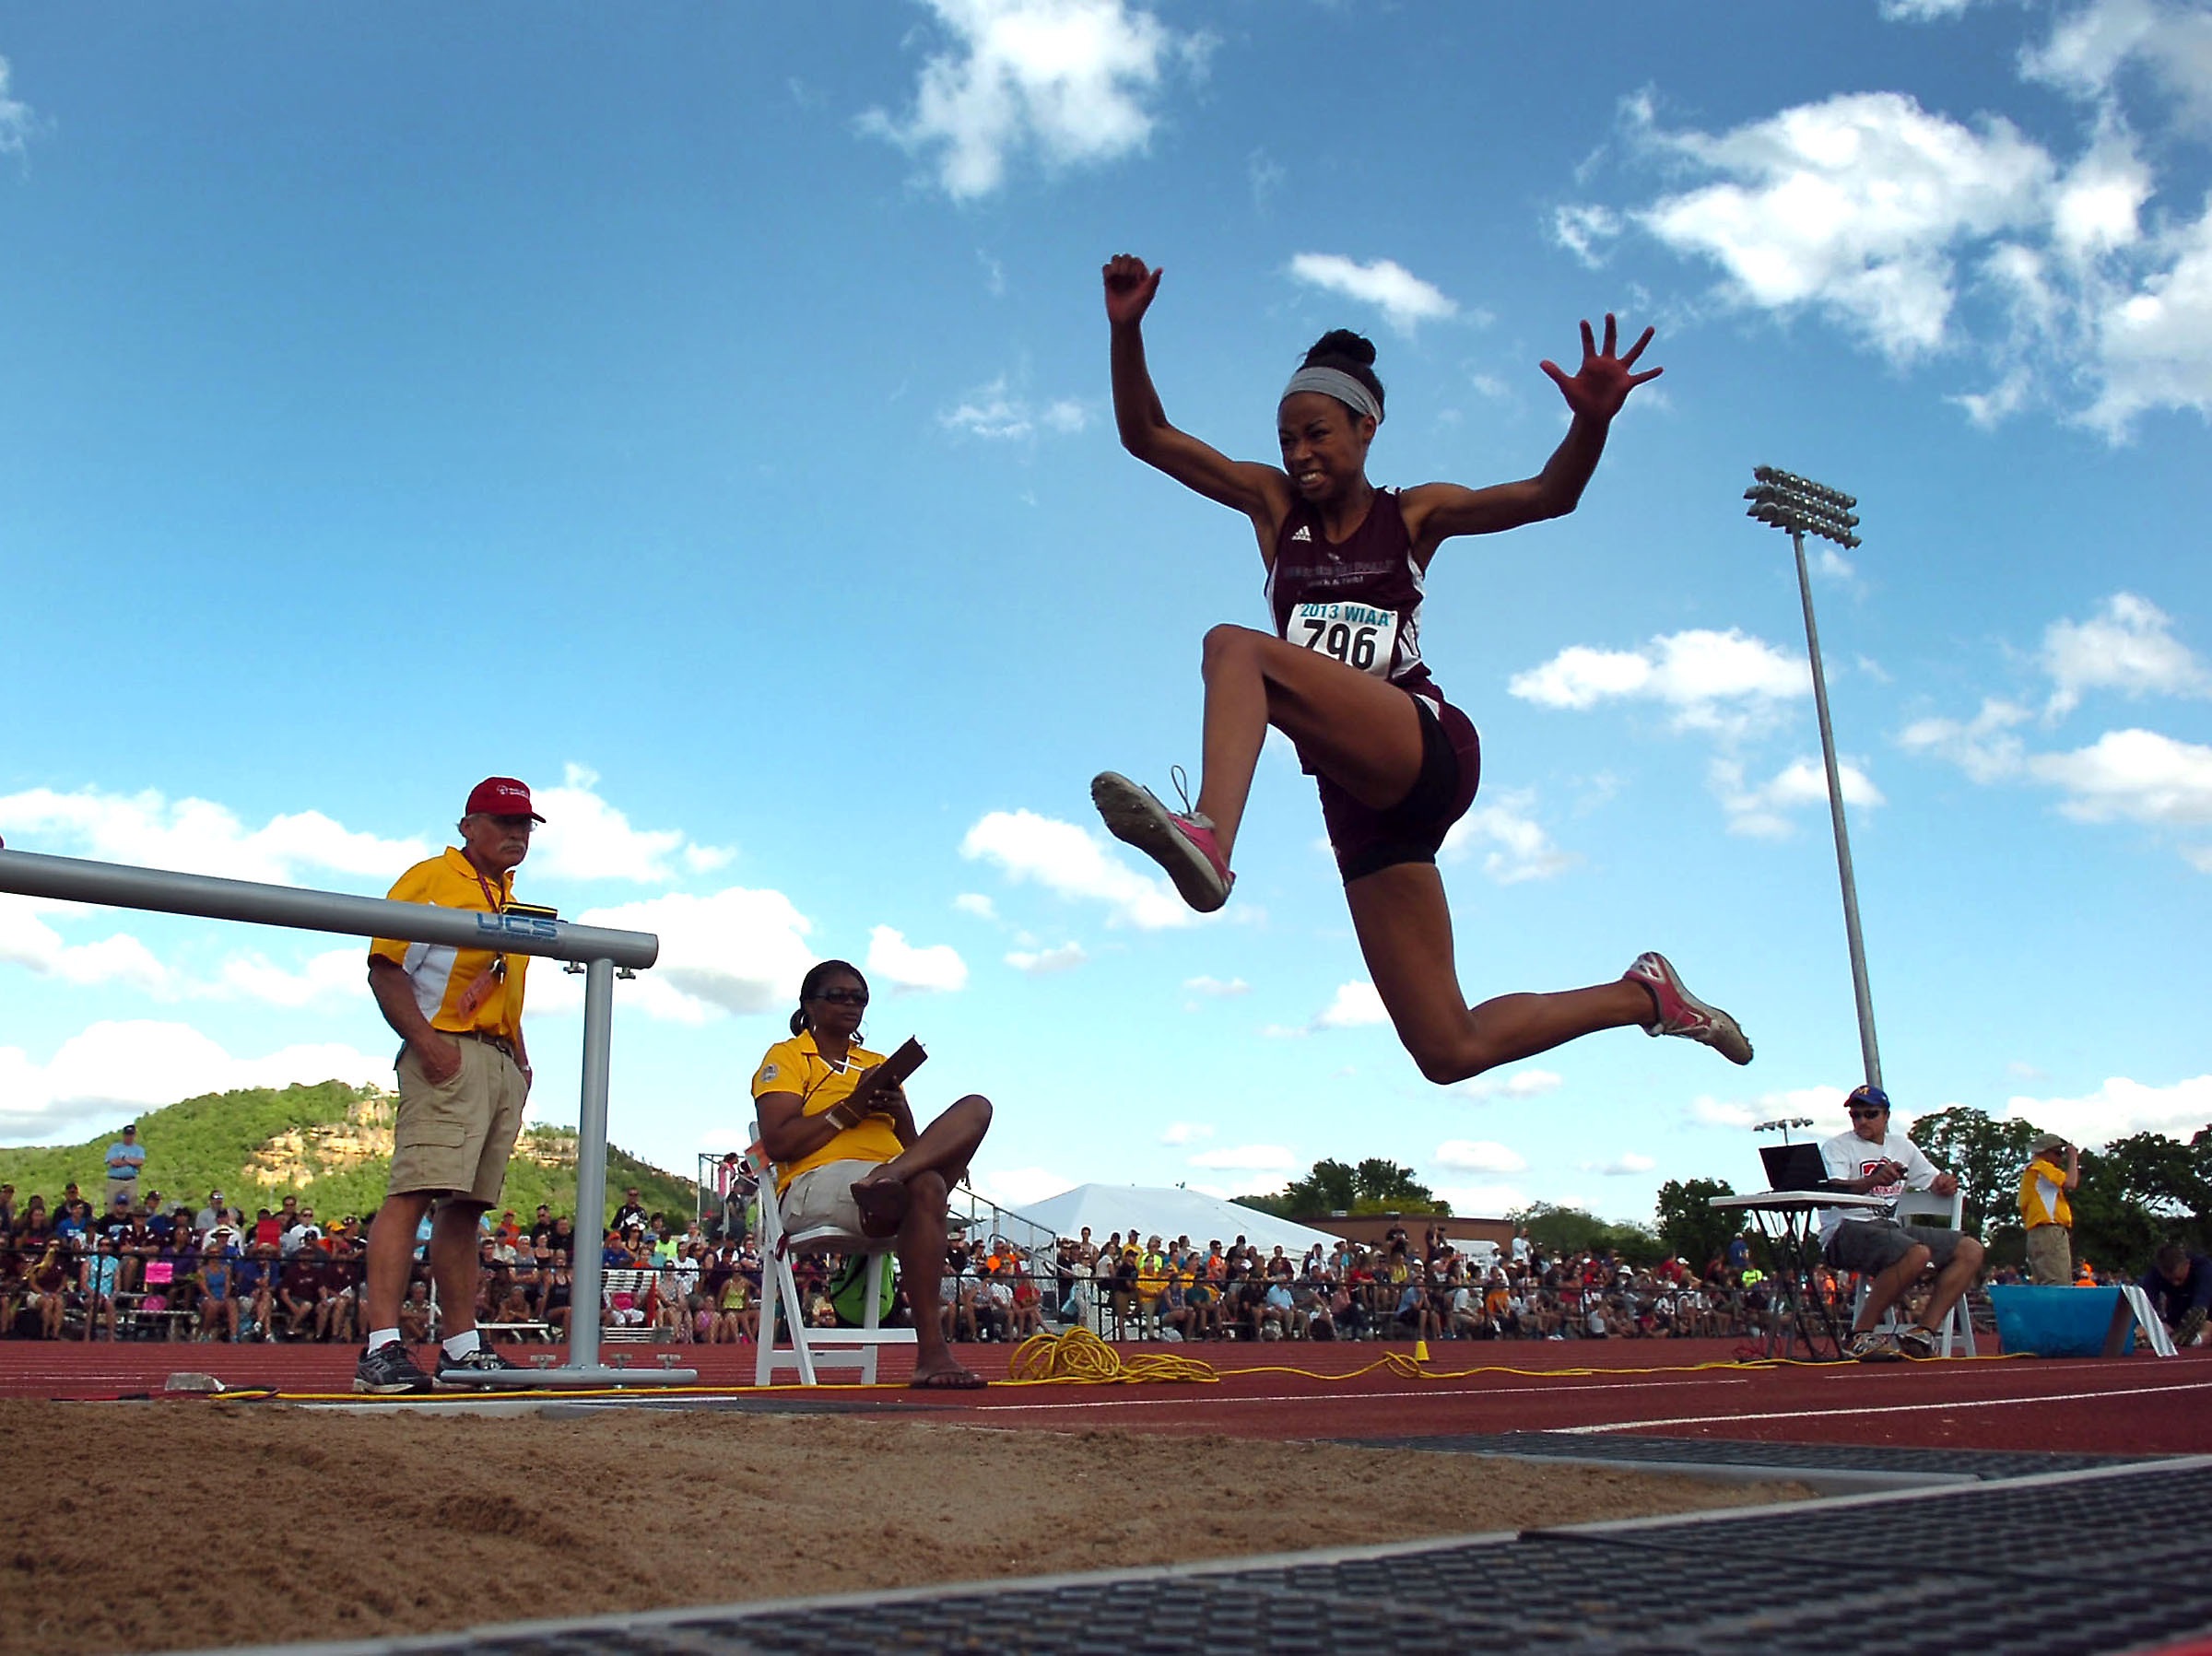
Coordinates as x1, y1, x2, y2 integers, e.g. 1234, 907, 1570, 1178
1280, 366, 1382, 425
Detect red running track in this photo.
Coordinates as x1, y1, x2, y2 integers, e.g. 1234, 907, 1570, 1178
6, 1337, 2207, 1457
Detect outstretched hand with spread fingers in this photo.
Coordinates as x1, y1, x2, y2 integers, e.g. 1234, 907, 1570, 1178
1541, 313, 1663, 422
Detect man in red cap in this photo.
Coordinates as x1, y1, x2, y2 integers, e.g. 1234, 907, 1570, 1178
356, 777, 545, 1393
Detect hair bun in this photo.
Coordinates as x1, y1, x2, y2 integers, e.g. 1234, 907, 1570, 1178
1305, 329, 1376, 369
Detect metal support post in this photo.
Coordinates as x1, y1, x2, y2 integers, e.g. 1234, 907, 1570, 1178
1790, 527, 1883, 1093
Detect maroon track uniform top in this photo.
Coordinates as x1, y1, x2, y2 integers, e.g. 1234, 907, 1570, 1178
1265, 488, 1482, 880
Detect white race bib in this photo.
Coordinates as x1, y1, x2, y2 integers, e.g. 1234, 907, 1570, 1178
1288, 600, 1399, 678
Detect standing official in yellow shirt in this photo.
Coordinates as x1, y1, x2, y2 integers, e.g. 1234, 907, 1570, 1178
356, 777, 543, 1394
2018, 1131, 2079, 1286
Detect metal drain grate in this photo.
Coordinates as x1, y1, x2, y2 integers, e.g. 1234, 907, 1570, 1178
185, 1461, 2212, 1656
1346, 1430, 2147, 1481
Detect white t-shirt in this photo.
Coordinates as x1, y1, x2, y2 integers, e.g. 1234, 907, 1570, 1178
1817, 1128, 1939, 1245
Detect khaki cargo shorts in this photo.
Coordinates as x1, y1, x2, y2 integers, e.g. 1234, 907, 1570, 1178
390, 1037, 526, 1207
779, 1160, 882, 1239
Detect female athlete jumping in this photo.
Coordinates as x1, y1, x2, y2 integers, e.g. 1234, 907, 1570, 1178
1090, 253, 1751, 1084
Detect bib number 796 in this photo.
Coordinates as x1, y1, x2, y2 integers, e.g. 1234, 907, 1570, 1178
1291, 602, 1397, 678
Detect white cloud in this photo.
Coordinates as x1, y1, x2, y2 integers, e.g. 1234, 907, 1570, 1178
1159, 1121, 1214, 1145
1880, 0, 1979, 18
209, 947, 365, 1009
568, 887, 817, 1024
1510, 628, 1808, 735
0, 898, 174, 996
937, 376, 1089, 440
859, 0, 1208, 200
2043, 593, 2211, 716
0, 1021, 389, 1143
1182, 975, 1249, 997
1441, 789, 1579, 883
1187, 1143, 1296, 1172
1434, 1138, 1528, 1175
0, 785, 429, 884
0, 56, 35, 159
1551, 204, 1623, 267
953, 893, 999, 921
2083, 197, 2212, 430
1314, 980, 1388, 1029
2000, 1072, 2212, 1144
1432, 1181, 1528, 1218
1630, 91, 2053, 360
866, 925, 970, 993
970, 1165, 1077, 1209
2028, 727, 2212, 827
2025, 0, 2212, 128
1711, 756, 1885, 839
1453, 1068, 1564, 1102
1573, 59, 2212, 432
1584, 1152, 1658, 1176
1005, 940, 1086, 974
1286, 253, 1458, 335
959, 808, 1192, 929
530, 764, 734, 885
1690, 1084, 1853, 1133
1899, 697, 2034, 783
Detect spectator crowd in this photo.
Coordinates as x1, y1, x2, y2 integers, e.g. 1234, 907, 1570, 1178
3, 1168, 2199, 1354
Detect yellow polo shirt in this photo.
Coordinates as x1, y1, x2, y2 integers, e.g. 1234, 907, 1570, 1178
751, 1032, 904, 1192
2019, 1155, 2072, 1229
369, 848, 529, 1041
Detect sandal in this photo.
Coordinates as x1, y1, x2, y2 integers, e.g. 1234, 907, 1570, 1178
908, 1367, 987, 1391
850, 1176, 910, 1239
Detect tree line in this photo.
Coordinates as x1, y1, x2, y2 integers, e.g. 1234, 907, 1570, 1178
1232, 1110, 2212, 1278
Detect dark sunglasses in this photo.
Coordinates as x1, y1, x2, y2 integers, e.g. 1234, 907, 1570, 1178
1847, 1107, 1888, 1120
809, 989, 869, 1006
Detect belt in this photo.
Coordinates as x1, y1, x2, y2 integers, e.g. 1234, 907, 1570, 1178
451, 1030, 519, 1064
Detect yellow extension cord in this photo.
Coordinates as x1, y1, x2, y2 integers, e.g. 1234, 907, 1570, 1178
203, 1326, 2025, 1403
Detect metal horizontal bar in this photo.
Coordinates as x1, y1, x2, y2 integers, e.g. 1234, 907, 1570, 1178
0, 849, 658, 969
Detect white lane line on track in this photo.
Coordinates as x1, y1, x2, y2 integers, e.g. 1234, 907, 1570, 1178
1554, 1377, 2212, 1434
969, 1377, 1751, 1414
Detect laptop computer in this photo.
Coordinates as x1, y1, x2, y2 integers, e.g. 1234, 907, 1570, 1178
1759, 1142, 1853, 1193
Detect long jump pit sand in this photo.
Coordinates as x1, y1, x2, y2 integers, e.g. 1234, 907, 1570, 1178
0, 1396, 1811, 1653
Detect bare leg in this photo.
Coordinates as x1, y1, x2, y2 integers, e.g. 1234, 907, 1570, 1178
1851, 1244, 1932, 1331
893, 1170, 978, 1385
1914, 1238, 1986, 1333
362, 1191, 435, 1336
1192, 626, 1426, 860
864, 1096, 994, 1191
1346, 863, 1653, 1084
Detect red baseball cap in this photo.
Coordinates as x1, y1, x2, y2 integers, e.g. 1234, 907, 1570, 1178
465, 776, 546, 822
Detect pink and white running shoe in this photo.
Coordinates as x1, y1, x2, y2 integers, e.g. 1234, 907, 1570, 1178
1091, 769, 1234, 913
1623, 952, 1753, 1065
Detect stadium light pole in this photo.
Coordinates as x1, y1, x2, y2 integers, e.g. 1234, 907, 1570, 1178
1744, 466, 1883, 1094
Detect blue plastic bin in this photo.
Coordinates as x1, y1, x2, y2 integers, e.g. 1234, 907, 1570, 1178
1987, 1284, 2132, 1357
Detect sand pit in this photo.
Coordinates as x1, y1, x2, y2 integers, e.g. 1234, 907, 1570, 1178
0, 1397, 1811, 1654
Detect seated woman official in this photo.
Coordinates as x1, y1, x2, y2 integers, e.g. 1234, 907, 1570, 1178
752, 958, 994, 1390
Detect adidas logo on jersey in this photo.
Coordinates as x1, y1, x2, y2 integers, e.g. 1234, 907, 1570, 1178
1291, 526, 1312, 542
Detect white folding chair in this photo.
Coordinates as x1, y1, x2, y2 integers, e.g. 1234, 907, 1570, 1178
1851, 1189, 1978, 1357
749, 1131, 915, 1386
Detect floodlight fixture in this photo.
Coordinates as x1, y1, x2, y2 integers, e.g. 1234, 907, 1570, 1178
1745, 465, 1863, 549
1744, 464, 1883, 1095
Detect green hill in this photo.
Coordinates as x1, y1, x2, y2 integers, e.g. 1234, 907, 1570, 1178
0, 1081, 702, 1231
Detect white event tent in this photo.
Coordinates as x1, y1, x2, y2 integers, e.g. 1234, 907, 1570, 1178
1011, 1184, 1345, 1257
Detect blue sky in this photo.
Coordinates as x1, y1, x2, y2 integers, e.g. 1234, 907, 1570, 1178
2, 1, 2207, 1226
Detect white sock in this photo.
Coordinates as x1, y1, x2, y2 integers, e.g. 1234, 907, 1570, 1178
441, 1328, 481, 1359
367, 1327, 402, 1353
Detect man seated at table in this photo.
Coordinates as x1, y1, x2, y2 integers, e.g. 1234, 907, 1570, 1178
1818, 1084, 1983, 1362
2141, 1244, 2211, 1349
